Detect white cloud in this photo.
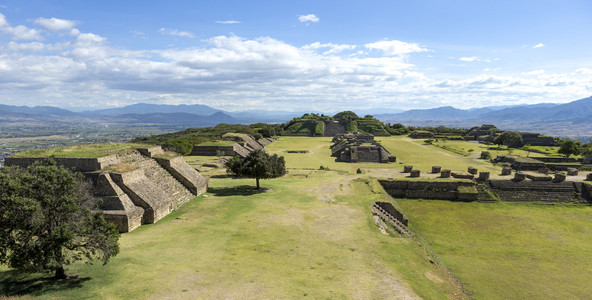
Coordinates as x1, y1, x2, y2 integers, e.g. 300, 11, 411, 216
216, 20, 240, 24
533, 43, 545, 48
575, 68, 592, 75
298, 14, 319, 23
2, 24, 43, 40
365, 40, 428, 56
159, 28, 194, 38
459, 56, 480, 62
302, 42, 356, 55
34, 17, 77, 31
0, 13, 7, 27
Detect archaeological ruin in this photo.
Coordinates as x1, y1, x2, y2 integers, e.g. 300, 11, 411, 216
5, 146, 209, 233
331, 132, 396, 163
190, 133, 275, 157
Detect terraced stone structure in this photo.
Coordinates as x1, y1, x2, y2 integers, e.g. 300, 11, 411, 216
379, 178, 591, 204
190, 133, 274, 158
330, 132, 396, 163
5, 146, 208, 232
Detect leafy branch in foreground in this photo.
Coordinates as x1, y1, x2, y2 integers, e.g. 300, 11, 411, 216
0, 159, 119, 279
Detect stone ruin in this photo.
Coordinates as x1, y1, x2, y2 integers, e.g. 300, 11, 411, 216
5, 146, 209, 233
330, 132, 396, 163
190, 133, 275, 158
371, 202, 412, 236
408, 131, 435, 139
495, 155, 584, 172
379, 177, 592, 204
463, 124, 498, 141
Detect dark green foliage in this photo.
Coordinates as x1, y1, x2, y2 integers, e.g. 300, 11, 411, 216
347, 121, 359, 132
0, 160, 119, 279
332, 111, 359, 121
132, 123, 282, 146
494, 131, 523, 148
424, 139, 434, 144
225, 150, 287, 189
253, 133, 263, 140
385, 123, 410, 135
313, 122, 325, 136
558, 140, 582, 157
354, 119, 390, 136
162, 139, 193, 155
480, 151, 492, 159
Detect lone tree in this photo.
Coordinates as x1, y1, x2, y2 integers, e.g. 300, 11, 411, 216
225, 149, 287, 189
494, 131, 523, 148
558, 140, 582, 157
0, 159, 120, 279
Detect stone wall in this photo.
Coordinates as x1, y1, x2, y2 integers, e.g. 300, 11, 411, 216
379, 179, 477, 201
154, 156, 209, 195
486, 180, 589, 203
323, 121, 348, 137
110, 169, 174, 224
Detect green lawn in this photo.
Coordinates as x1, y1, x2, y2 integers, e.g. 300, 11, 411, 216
396, 199, 592, 299
0, 173, 463, 299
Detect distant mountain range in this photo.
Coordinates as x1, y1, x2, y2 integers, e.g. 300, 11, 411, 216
1, 96, 592, 137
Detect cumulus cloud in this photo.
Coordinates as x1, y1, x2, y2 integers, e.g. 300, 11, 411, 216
0, 12, 590, 111
0, 13, 7, 27
459, 56, 480, 62
0, 13, 43, 40
365, 40, 428, 56
34, 17, 77, 31
298, 14, 319, 23
216, 20, 240, 24
533, 43, 545, 48
302, 42, 356, 54
159, 28, 194, 38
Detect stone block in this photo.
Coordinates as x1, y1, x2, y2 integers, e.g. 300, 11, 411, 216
538, 167, 550, 175
451, 171, 474, 180
514, 172, 526, 181
477, 172, 490, 181
553, 173, 566, 182
501, 167, 512, 175
403, 165, 413, 173
586, 173, 592, 181
440, 169, 451, 178
567, 168, 578, 176
410, 169, 420, 177
468, 167, 478, 175
431, 166, 441, 173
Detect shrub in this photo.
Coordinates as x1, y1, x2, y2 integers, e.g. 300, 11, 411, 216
480, 151, 492, 159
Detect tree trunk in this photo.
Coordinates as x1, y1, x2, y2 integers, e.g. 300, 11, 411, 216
256, 177, 260, 189
55, 265, 66, 279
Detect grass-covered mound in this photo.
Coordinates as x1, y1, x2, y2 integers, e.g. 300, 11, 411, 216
10, 143, 152, 158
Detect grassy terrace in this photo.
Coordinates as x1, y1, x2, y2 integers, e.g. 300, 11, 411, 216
196, 140, 236, 146
1, 136, 591, 299
10, 143, 154, 158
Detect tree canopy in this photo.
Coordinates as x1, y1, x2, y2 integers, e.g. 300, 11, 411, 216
494, 131, 523, 148
225, 149, 287, 189
0, 159, 120, 279
558, 140, 582, 157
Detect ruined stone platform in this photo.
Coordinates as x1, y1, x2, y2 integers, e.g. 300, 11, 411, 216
5, 146, 209, 232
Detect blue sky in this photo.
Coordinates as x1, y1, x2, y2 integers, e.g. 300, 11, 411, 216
0, 0, 591, 111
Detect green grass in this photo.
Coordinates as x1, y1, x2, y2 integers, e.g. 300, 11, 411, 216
197, 140, 236, 146
11, 143, 153, 158
397, 200, 592, 299
0, 173, 463, 299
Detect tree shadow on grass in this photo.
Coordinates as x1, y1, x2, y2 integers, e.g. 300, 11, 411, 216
0, 270, 90, 297
208, 185, 270, 197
